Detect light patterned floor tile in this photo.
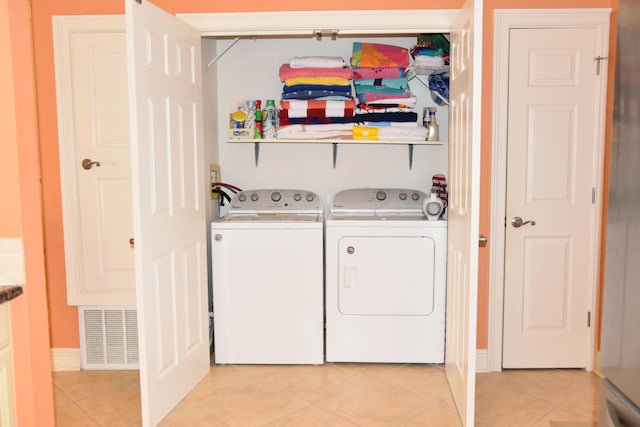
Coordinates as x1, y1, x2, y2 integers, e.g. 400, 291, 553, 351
263, 405, 358, 427
400, 398, 462, 427
54, 402, 100, 427
475, 382, 555, 427
53, 365, 603, 426
53, 369, 140, 401
73, 381, 142, 426
315, 379, 432, 426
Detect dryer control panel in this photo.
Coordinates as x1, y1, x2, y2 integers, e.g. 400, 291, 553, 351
228, 189, 323, 214
331, 188, 427, 215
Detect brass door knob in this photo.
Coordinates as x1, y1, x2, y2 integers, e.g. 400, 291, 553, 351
82, 158, 101, 170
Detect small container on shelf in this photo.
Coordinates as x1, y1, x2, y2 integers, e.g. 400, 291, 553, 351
427, 107, 439, 141
229, 110, 251, 139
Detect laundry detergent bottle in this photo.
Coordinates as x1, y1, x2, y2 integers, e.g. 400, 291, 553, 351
262, 99, 278, 139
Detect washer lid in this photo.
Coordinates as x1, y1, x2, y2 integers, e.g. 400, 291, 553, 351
331, 188, 427, 215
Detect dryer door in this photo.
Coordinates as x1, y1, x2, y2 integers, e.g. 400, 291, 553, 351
338, 236, 435, 315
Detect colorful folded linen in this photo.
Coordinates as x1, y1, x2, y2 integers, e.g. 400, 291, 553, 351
365, 96, 418, 108
352, 67, 407, 80
413, 56, 446, 69
277, 123, 354, 140
280, 99, 356, 110
279, 107, 354, 120
355, 105, 414, 114
289, 56, 347, 69
283, 76, 351, 87
353, 111, 418, 123
351, 42, 410, 68
282, 88, 353, 100
355, 91, 412, 104
352, 85, 409, 96
279, 116, 353, 126
353, 77, 409, 90
279, 64, 353, 81
352, 124, 428, 141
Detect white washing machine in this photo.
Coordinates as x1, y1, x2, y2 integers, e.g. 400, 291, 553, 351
325, 188, 447, 363
211, 189, 324, 364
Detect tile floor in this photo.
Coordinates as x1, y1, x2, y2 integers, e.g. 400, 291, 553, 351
53, 363, 600, 426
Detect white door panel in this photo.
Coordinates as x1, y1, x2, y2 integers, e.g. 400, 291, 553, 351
445, 0, 481, 425
54, 17, 135, 305
126, 0, 209, 424
503, 28, 601, 368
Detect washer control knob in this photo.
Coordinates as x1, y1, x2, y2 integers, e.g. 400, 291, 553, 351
306, 193, 315, 202
376, 190, 387, 201
238, 194, 246, 202
250, 193, 259, 202
411, 192, 420, 201
399, 192, 407, 200
271, 191, 282, 202
214, 234, 222, 241
346, 246, 355, 254
293, 193, 302, 202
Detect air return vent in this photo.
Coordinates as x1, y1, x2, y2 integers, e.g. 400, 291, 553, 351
78, 306, 139, 370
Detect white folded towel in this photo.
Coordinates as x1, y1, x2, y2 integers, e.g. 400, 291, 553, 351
289, 56, 347, 69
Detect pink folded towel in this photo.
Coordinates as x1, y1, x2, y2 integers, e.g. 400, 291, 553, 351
279, 64, 353, 82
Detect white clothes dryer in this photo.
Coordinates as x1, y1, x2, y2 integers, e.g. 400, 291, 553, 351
325, 188, 447, 363
211, 189, 324, 364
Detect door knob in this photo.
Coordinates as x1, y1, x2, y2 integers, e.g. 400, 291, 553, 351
129, 238, 134, 249
511, 216, 536, 228
82, 158, 101, 170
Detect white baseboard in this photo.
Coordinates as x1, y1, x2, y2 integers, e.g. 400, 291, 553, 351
476, 349, 489, 373
51, 348, 81, 372
50, 347, 489, 373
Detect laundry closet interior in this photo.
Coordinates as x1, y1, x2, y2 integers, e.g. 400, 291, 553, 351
194, 12, 453, 357
197, 19, 451, 213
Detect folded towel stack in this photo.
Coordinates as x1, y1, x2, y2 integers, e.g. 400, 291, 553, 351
410, 33, 450, 73
408, 34, 450, 106
277, 56, 355, 139
350, 42, 427, 141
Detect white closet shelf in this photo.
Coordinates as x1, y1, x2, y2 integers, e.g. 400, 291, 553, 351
227, 138, 443, 145
228, 138, 443, 169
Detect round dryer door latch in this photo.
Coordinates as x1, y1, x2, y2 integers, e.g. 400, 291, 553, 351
346, 246, 355, 254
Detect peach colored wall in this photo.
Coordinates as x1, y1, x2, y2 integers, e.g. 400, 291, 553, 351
3, 0, 55, 424
31, 0, 614, 351
0, 0, 21, 236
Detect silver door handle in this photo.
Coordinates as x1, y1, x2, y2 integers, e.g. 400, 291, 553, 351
82, 158, 101, 170
511, 216, 536, 228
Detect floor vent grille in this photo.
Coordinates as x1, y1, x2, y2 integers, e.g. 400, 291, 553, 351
79, 306, 139, 370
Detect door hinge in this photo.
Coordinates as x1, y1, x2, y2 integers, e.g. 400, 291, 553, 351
592, 188, 596, 205
594, 56, 608, 76
587, 311, 591, 328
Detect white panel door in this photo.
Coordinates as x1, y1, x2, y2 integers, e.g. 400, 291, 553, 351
53, 17, 135, 305
125, 0, 209, 424
446, 0, 482, 425
502, 27, 603, 368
